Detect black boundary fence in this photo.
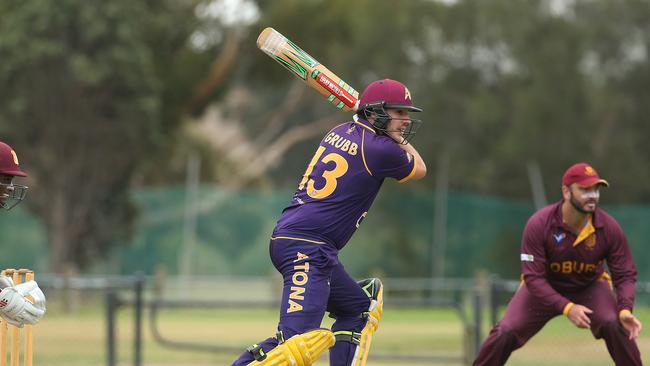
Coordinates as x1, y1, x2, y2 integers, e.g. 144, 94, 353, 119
102, 274, 481, 366
37, 273, 650, 366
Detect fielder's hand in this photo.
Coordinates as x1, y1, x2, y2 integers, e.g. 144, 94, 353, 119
567, 304, 592, 329
0, 280, 46, 328
620, 312, 642, 340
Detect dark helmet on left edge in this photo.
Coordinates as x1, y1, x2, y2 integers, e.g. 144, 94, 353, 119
0, 142, 28, 210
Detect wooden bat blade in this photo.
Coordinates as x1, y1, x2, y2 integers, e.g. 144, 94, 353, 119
257, 27, 359, 112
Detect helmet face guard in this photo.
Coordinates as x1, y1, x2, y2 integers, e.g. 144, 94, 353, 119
361, 102, 422, 144
357, 79, 423, 144
0, 182, 28, 210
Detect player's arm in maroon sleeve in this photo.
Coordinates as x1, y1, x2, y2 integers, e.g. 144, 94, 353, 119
520, 215, 573, 314
605, 220, 637, 313
605, 218, 642, 339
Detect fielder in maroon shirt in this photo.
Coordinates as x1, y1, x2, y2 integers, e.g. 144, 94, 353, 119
474, 162, 643, 366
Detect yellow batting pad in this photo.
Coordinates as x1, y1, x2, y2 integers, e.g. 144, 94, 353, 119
352, 281, 384, 366
360, 279, 384, 332
248, 329, 335, 366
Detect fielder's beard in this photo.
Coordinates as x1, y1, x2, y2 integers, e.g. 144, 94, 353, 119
569, 191, 598, 214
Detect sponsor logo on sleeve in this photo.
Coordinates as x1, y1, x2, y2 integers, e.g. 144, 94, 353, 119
521, 254, 534, 262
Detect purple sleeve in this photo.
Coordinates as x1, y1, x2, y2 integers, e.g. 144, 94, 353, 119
605, 220, 637, 312
521, 214, 572, 313
367, 139, 415, 180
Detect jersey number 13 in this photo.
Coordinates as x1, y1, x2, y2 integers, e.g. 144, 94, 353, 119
298, 146, 348, 199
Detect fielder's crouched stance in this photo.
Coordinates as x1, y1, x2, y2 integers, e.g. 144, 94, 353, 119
231, 79, 426, 366
473, 163, 643, 366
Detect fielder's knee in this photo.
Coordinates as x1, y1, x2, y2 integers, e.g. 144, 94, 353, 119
592, 317, 622, 340
492, 323, 526, 350
246, 329, 335, 366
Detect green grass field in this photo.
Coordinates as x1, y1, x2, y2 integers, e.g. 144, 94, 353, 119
23, 302, 650, 366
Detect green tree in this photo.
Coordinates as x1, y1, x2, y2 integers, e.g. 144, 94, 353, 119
0, 0, 199, 272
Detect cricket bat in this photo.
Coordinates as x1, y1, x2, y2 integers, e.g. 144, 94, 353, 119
256, 27, 359, 112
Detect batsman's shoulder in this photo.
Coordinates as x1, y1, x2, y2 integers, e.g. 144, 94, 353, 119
323, 121, 353, 137
365, 138, 406, 166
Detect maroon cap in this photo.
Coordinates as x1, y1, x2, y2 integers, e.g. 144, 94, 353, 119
0, 142, 27, 177
359, 79, 422, 112
562, 162, 608, 188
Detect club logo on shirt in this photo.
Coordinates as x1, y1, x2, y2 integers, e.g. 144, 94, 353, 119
585, 234, 597, 250
553, 231, 566, 244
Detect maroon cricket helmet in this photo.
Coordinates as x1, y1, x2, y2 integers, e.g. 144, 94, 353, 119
358, 79, 422, 112
0, 142, 27, 177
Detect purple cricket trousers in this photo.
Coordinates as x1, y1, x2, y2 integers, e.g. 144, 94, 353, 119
473, 279, 642, 366
232, 237, 370, 366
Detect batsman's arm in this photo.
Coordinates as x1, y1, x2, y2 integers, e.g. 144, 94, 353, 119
400, 143, 426, 180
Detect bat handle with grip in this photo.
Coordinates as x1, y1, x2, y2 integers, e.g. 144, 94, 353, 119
257, 28, 288, 58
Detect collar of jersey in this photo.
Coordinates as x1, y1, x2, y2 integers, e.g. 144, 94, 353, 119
353, 115, 376, 133
572, 217, 595, 247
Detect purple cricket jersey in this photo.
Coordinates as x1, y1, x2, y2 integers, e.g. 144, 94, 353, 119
273, 116, 416, 250
520, 201, 637, 313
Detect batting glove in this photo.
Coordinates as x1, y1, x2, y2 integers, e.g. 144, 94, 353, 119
0, 280, 47, 328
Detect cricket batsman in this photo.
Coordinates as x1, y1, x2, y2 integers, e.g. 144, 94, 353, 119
474, 162, 642, 365
0, 141, 47, 327
231, 79, 427, 366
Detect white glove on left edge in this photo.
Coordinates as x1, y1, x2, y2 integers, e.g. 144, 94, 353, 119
0, 280, 47, 328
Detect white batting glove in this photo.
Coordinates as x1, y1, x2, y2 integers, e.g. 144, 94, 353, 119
0, 280, 47, 328
0, 276, 14, 289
